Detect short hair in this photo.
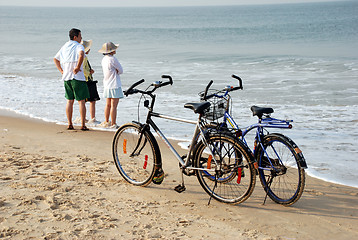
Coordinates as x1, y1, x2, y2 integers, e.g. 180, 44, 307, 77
69, 28, 81, 40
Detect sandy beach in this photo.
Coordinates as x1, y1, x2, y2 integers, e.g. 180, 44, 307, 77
0, 110, 357, 240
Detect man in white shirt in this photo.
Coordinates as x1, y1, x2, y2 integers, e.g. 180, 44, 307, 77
54, 28, 90, 131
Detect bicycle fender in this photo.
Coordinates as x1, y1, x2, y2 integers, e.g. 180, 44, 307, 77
264, 133, 307, 169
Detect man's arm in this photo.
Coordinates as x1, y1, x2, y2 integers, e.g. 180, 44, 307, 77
73, 51, 84, 74
54, 58, 63, 74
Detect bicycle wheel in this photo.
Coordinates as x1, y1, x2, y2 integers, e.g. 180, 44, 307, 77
194, 133, 256, 204
257, 133, 305, 205
112, 123, 161, 186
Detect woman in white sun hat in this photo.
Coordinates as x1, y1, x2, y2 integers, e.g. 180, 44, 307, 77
98, 42, 123, 129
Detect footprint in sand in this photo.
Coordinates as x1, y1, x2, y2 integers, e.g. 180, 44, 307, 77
305, 189, 325, 196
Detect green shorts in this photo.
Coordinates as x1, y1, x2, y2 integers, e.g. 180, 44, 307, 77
64, 79, 90, 101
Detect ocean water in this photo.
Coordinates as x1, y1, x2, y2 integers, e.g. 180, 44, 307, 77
0, 1, 357, 188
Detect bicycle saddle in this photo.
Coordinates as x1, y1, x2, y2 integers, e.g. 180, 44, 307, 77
184, 102, 211, 114
251, 105, 274, 118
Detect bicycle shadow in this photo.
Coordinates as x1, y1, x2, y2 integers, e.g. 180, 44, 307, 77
148, 170, 358, 220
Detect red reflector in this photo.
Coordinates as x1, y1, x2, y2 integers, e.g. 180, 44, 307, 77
207, 155, 212, 169
237, 168, 242, 184
143, 155, 148, 169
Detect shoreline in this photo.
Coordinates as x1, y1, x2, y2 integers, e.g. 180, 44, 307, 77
1, 110, 358, 239
1, 108, 357, 189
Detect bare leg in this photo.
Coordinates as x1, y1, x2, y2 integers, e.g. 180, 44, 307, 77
78, 99, 86, 127
90, 101, 96, 119
104, 98, 111, 123
66, 99, 74, 126
110, 98, 119, 125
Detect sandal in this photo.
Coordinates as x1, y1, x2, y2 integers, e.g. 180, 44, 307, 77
81, 126, 89, 131
67, 125, 74, 130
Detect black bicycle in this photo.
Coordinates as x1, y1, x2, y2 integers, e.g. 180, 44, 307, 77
112, 75, 257, 204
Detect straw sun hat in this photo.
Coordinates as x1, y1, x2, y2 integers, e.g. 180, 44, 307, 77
81, 40, 92, 53
98, 42, 119, 54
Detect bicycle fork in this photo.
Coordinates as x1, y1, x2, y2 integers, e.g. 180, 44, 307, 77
129, 124, 149, 158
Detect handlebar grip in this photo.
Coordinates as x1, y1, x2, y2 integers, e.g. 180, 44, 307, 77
231, 86, 241, 91
160, 81, 172, 87
203, 80, 214, 100
124, 79, 145, 96
232, 74, 243, 89
161, 75, 173, 84
158, 75, 173, 87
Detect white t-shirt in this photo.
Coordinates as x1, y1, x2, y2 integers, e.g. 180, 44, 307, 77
54, 40, 86, 81
101, 55, 123, 89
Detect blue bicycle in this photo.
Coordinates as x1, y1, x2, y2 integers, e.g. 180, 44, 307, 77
200, 75, 307, 206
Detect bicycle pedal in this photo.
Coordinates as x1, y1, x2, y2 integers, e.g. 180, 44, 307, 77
174, 184, 186, 193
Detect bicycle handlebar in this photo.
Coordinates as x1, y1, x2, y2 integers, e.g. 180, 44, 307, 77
124, 75, 173, 97
201, 75, 243, 100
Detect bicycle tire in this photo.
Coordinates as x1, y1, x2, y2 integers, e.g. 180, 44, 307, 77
194, 133, 256, 204
257, 133, 305, 205
112, 123, 161, 186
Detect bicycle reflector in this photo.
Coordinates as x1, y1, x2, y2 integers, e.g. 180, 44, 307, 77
143, 155, 148, 169
294, 147, 302, 154
207, 155, 212, 169
237, 168, 242, 184
123, 139, 127, 154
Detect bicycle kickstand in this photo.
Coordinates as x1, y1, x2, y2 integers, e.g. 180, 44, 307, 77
174, 169, 186, 193
208, 172, 219, 205
263, 175, 273, 205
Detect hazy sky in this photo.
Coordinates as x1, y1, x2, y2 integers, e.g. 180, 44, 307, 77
0, 0, 342, 7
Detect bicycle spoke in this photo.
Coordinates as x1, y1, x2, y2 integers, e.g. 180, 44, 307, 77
112, 123, 158, 186
195, 134, 255, 204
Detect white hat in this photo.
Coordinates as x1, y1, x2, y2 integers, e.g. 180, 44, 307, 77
81, 40, 92, 53
98, 42, 119, 54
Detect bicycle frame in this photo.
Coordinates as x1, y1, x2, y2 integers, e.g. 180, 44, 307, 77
223, 111, 292, 146
138, 95, 220, 174
205, 85, 295, 173
221, 111, 294, 170
148, 112, 196, 167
